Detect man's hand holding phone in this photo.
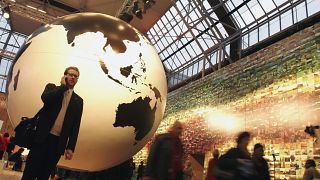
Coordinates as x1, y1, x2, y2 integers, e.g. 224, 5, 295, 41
61, 75, 67, 86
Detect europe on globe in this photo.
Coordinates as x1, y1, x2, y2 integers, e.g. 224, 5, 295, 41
6, 13, 167, 171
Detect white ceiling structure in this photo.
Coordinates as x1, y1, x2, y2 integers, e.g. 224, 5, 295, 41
2, 0, 173, 35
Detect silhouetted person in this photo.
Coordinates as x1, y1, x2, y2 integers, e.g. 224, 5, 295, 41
132, 161, 137, 178
0, 132, 10, 159
22, 66, 84, 180
218, 131, 254, 180
183, 160, 194, 180
9, 147, 24, 171
6, 136, 15, 157
144, 121, 184, 180
206, 149, 219, 180
137, 161, 145, 180
252, 143, 270, 180
302, 159, 320, 180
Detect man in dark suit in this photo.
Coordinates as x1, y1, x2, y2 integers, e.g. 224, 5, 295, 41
22, 66, 83, 180
252, 143, 270, 180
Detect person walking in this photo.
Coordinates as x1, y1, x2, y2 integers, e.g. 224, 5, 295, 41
144, 121, 184, 180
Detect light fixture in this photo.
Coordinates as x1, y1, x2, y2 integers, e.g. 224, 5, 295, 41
3, 6, 10, 19
132, 1, 143, 19
143, 0, 155, 10
119, 12, 134, 23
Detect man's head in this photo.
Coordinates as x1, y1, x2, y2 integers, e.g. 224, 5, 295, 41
64, 66, 80, 88
253, 143, 264, 157
4, 132, 9, 138
185, 160, 191, 167
169, 121, 183, 137
305, 159, 316, 168
236, 131, 251, 148
213, 149, 219, 159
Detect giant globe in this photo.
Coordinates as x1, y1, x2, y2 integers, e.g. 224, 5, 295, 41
6, 13, 167, 171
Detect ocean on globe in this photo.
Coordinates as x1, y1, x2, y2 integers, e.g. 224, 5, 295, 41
6, 13, 167, 171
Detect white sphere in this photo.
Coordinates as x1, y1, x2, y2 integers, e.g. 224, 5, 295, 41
6, 13, 167, 171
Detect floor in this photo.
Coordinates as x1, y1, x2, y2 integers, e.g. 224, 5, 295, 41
0, 161, 23, 180
0, 169, 23, 180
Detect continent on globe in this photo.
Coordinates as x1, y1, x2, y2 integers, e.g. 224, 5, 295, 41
58, 14, 140, 53
120, 65, 133, 77
149, 84, 162, 102
28, 14, 140, 54
99, 60, 135, 91
7, 41, 31, 94
114, 96, 157, 144
28, 25, 52, 41
13, 70, 20, 91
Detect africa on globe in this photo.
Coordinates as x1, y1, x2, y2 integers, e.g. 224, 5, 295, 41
6, 13, 167, 171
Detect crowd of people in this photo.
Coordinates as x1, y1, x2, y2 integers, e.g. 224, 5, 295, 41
204, 131, 320, 180
142, 122, 319, 180
1, 119, 319, 180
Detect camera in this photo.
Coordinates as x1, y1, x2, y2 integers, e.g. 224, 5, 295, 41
305, 125, 319, 137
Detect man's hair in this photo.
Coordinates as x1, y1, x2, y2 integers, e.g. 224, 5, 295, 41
306, 159, 316, 167
254, 143, 264, 150
170, 121, 183, 131
213, 149, 219, 158
236, 131, 251, 144
4, 133, 9, 137
64, 66, 80, 76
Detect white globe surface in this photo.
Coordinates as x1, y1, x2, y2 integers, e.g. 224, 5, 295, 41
6, 13, 167, 171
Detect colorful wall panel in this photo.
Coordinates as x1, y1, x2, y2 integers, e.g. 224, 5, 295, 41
134, 23, 320, 179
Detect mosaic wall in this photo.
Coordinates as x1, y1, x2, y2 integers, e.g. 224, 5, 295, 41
134, 22, 320, 179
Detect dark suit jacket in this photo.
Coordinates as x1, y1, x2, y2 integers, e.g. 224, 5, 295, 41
145, 133, 183, 180
34, 83, 83, 155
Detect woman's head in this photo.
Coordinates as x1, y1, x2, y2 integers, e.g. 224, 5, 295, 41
236, 131, 251, 148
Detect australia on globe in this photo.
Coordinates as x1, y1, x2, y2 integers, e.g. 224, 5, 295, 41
6, 13, 167, 171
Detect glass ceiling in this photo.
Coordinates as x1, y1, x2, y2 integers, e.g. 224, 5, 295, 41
0, 14, 27, 92
146, 0, 320, 89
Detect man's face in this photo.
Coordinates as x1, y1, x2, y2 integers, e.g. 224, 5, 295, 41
239, 137, 250, 148
172, 123, 183, 137
305, 161, 312, 168
213, 149, 219, 158
65, 69, 79, 88
254, 147, 264, 157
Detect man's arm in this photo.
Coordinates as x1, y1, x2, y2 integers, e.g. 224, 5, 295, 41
66, 98, 83, 152
41, 83, 68, 104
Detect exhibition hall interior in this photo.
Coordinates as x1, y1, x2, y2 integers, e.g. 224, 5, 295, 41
0, 0, 319, 179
